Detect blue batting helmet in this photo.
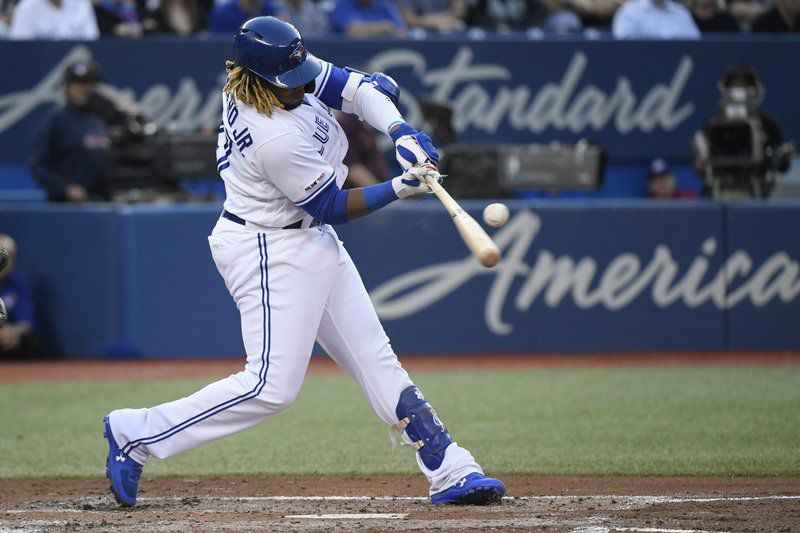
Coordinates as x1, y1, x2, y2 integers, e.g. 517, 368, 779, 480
232, 17, 322, 89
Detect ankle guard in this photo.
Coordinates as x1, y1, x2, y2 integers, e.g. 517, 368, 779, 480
393, 386, 453, 470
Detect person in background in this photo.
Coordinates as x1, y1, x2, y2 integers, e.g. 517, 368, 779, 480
330, 0, 405, 37
30, 61, 110, 202
0, 0, 15, 37
751, 0, 800, 31
648, 158, 698, 199
690, 0, 740, 31
9, 0, 100, 39
337, 112, 391, 188
465, 0, 549, 30
399, 0, 466, 32
543, 0, 583, 31
95, 0, 144, 37
274, 0, 329, 34
612, 0, 701, 38
0, 235, 38, 360
208, 0, 276, 33
569, 0, 623, 27
138, 0, 199, 34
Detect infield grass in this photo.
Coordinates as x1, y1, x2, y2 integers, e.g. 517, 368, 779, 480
1, 365, 799, 479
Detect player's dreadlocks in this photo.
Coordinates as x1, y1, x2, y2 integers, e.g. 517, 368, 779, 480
223, 61, 283, 117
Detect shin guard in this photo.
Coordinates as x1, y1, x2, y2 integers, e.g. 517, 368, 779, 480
394, 386, 453, 470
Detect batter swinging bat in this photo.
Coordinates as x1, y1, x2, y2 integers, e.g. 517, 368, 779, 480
422, 171, 501, 268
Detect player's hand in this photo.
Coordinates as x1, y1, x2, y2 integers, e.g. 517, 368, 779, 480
389, 122, 440, 170
391, 166, 442, 199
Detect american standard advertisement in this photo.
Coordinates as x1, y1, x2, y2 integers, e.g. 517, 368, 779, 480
0, 38, 798, 164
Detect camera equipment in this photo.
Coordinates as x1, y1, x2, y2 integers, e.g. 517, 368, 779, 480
439, 141, 605, 199
693, 63, 793, 199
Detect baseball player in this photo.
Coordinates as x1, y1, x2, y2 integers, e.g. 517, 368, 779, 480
103, 16, 505, 507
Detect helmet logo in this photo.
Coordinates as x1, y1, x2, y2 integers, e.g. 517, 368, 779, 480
289, 42, 305, 64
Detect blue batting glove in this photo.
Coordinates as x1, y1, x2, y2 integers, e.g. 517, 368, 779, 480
389, 122, 440, 170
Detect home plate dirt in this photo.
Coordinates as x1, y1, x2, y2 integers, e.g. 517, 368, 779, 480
1, 476, 799, 532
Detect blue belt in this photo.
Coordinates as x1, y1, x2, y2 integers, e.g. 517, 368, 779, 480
222, 210, 319, 230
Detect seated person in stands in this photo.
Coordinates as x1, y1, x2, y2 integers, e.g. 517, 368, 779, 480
0, 235, 38, 360
751, 0, 800, 32
208, 0, 277, 33
30, 60, 110, 202
648, 158, 698, 199
330, 0, 406, 37
399, 0, 466, 32
612, 0, 701, 39
689, 0, 741, 31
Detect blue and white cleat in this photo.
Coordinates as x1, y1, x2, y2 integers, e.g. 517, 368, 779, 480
430, 472, 506, 504
103, 415, 143, 507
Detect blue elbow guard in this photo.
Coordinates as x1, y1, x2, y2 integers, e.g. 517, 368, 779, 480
345, 67, 400, 106
368, 72, 400, 105
395, 386, 453, 470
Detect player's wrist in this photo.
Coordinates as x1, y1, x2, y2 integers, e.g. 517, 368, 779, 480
364, 179, 400, 210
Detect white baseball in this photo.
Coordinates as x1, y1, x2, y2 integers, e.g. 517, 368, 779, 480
482, 203, 510, 228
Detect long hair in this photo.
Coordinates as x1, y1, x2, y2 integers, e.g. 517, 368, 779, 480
223, 61, 283, 117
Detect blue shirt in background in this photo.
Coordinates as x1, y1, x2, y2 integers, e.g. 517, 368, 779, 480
330, 0, 405, 33
208, 1, 278, 34
0, 273, 35, 328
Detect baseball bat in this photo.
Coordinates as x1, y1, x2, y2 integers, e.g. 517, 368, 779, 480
422, 173, 501, 268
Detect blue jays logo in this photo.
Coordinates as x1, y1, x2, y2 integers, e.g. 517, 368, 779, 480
289, 42, 305, 64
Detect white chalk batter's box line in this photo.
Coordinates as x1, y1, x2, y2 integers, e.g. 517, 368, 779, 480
141, 494, 800, 503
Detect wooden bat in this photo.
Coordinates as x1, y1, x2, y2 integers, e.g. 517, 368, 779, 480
422, 172, 501, 268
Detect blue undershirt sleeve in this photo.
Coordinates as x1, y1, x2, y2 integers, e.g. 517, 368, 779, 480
298, 179, 399, 225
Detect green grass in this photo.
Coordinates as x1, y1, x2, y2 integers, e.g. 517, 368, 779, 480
1, 366, 799, 479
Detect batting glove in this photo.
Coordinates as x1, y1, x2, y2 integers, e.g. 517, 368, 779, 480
389, 122, 440, 170
391, 166, 442, 199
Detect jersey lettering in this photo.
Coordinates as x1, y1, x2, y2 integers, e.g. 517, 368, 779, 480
226, 98, 239, 126
233, 127, 253, 152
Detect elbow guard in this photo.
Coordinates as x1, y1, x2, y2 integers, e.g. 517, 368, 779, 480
366, 72, 400, 105
342, 67, 401, 106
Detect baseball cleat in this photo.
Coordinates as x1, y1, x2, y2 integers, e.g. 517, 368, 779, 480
430, 472, 506, 504
103, 415, 143, 507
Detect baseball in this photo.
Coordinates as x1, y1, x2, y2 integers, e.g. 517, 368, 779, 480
483, 203, 510, 228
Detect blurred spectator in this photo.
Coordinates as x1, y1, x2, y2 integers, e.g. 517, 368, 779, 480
95, 0, 144, 37
30, 61, 110, 202
751, 0, 800, 31
9, 0, 100, 40
337, 112, 391, 187
569, 0, 623, 27
139, 0, 199, 35
543, 0, 583, 31
690, 0, 741, 31
729, 0, 770, 28
330, 0, 405, 36
465, 0, 549, 30
0, 235, 38, 360
275, 0, 329, 34
399, 0, 467, 32
647, 158, 699, 199
612, 0, 701, 38
0, 0, 14, 37
208, 0, 276, 33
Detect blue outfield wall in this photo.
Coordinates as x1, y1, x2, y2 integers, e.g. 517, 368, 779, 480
1, 200, 799, 357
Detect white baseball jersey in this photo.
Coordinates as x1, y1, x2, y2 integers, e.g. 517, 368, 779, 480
216, 88, 348, 229
216, 59, 403, 229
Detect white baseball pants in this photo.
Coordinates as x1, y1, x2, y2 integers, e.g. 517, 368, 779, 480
109, 217, 482, 494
